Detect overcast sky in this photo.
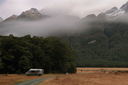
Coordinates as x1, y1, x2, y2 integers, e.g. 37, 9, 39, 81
0, 0, 128, 19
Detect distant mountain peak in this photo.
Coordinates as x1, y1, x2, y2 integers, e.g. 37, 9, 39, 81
4, 15, 18, 21
17, 8, 43, 20
120, 1, 128, 13
97, 12, 106, 21
103, 1, 128, 20
85, 14, 97, 20
30, 8, 39, 12
105, 7, 118, 14
2, 8, 50, 22
82, 14, 96, 19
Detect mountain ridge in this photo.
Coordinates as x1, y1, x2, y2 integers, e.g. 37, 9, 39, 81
1, 1, 128, 22
2, 8, 49, 22
104, 1, 128, 20
1, 1, 128, 67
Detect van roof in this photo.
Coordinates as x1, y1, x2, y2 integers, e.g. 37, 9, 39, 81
29, 69, 43, 71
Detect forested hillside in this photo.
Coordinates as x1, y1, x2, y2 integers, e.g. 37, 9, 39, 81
0, 35, 76, 74
61, 20, 128, 67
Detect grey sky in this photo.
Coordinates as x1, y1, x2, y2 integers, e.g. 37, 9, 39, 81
0, 0, 128, 19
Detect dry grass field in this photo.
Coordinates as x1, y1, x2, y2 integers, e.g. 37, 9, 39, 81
77, 67, 128, 72
77, 67, 128, 73
0, 74, 57, 85
39, 73, 128, 85
1, 68, 128, 85
38, 68, 128, 85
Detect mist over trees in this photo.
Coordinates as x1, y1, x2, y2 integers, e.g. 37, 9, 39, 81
1, 5, 128, 74
0, 35, 76, 74
1, 15, 128, 74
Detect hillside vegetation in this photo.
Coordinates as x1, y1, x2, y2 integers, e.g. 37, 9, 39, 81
61, 20, 128, 67
0, 35, 76, 74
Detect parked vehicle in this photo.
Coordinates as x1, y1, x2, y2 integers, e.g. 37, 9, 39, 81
25, 69, 44, 76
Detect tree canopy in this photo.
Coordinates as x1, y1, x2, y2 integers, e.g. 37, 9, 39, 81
61, 21, 128, 67
0, 35, 76, 74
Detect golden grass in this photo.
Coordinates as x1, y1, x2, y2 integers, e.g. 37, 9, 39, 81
39, 73, 128, 85
1, 68, 128, 85
77, 67, 128, 71
38, 68, 128, 85
0, 74, 57, 85
77, 67, 128, 73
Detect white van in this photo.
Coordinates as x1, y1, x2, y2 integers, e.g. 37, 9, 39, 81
25, 69, 44, 76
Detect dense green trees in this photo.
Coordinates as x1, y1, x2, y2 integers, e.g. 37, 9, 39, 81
1, 17, 128, 73
0, 35, 76, 74
61, 21, 128, 67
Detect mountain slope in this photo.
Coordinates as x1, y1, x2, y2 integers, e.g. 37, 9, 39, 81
17, 8, 43, 20
4, 15, 18, 21
61, 21, 128, 67
1, 1, 128, 67
0, 17, 3, 22
3, 8, 49, 22
104, 1, 128, 20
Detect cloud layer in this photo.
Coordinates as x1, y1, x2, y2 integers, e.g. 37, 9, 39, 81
0, 16, 80, 37
0, 0, 128, 37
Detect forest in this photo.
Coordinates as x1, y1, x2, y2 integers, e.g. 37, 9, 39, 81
61, 20, 128, 67
0, 35, 76, 74
1, 14, 128, 74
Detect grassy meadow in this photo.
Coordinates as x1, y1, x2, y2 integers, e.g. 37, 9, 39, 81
39, 73, 128, 85
0, 74, 58, 85
38, 68, 128, 85
0, 68, 128, 85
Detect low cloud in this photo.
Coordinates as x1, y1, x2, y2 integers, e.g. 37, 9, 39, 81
0, 0, 128, 37
0, 16, 80, 37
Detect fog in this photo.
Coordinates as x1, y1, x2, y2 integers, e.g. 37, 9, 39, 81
0, 0, 128, 37
0, 16, 81, 37
1, 11, 128, 37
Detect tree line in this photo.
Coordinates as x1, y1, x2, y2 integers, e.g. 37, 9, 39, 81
0, 35, 76, 74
